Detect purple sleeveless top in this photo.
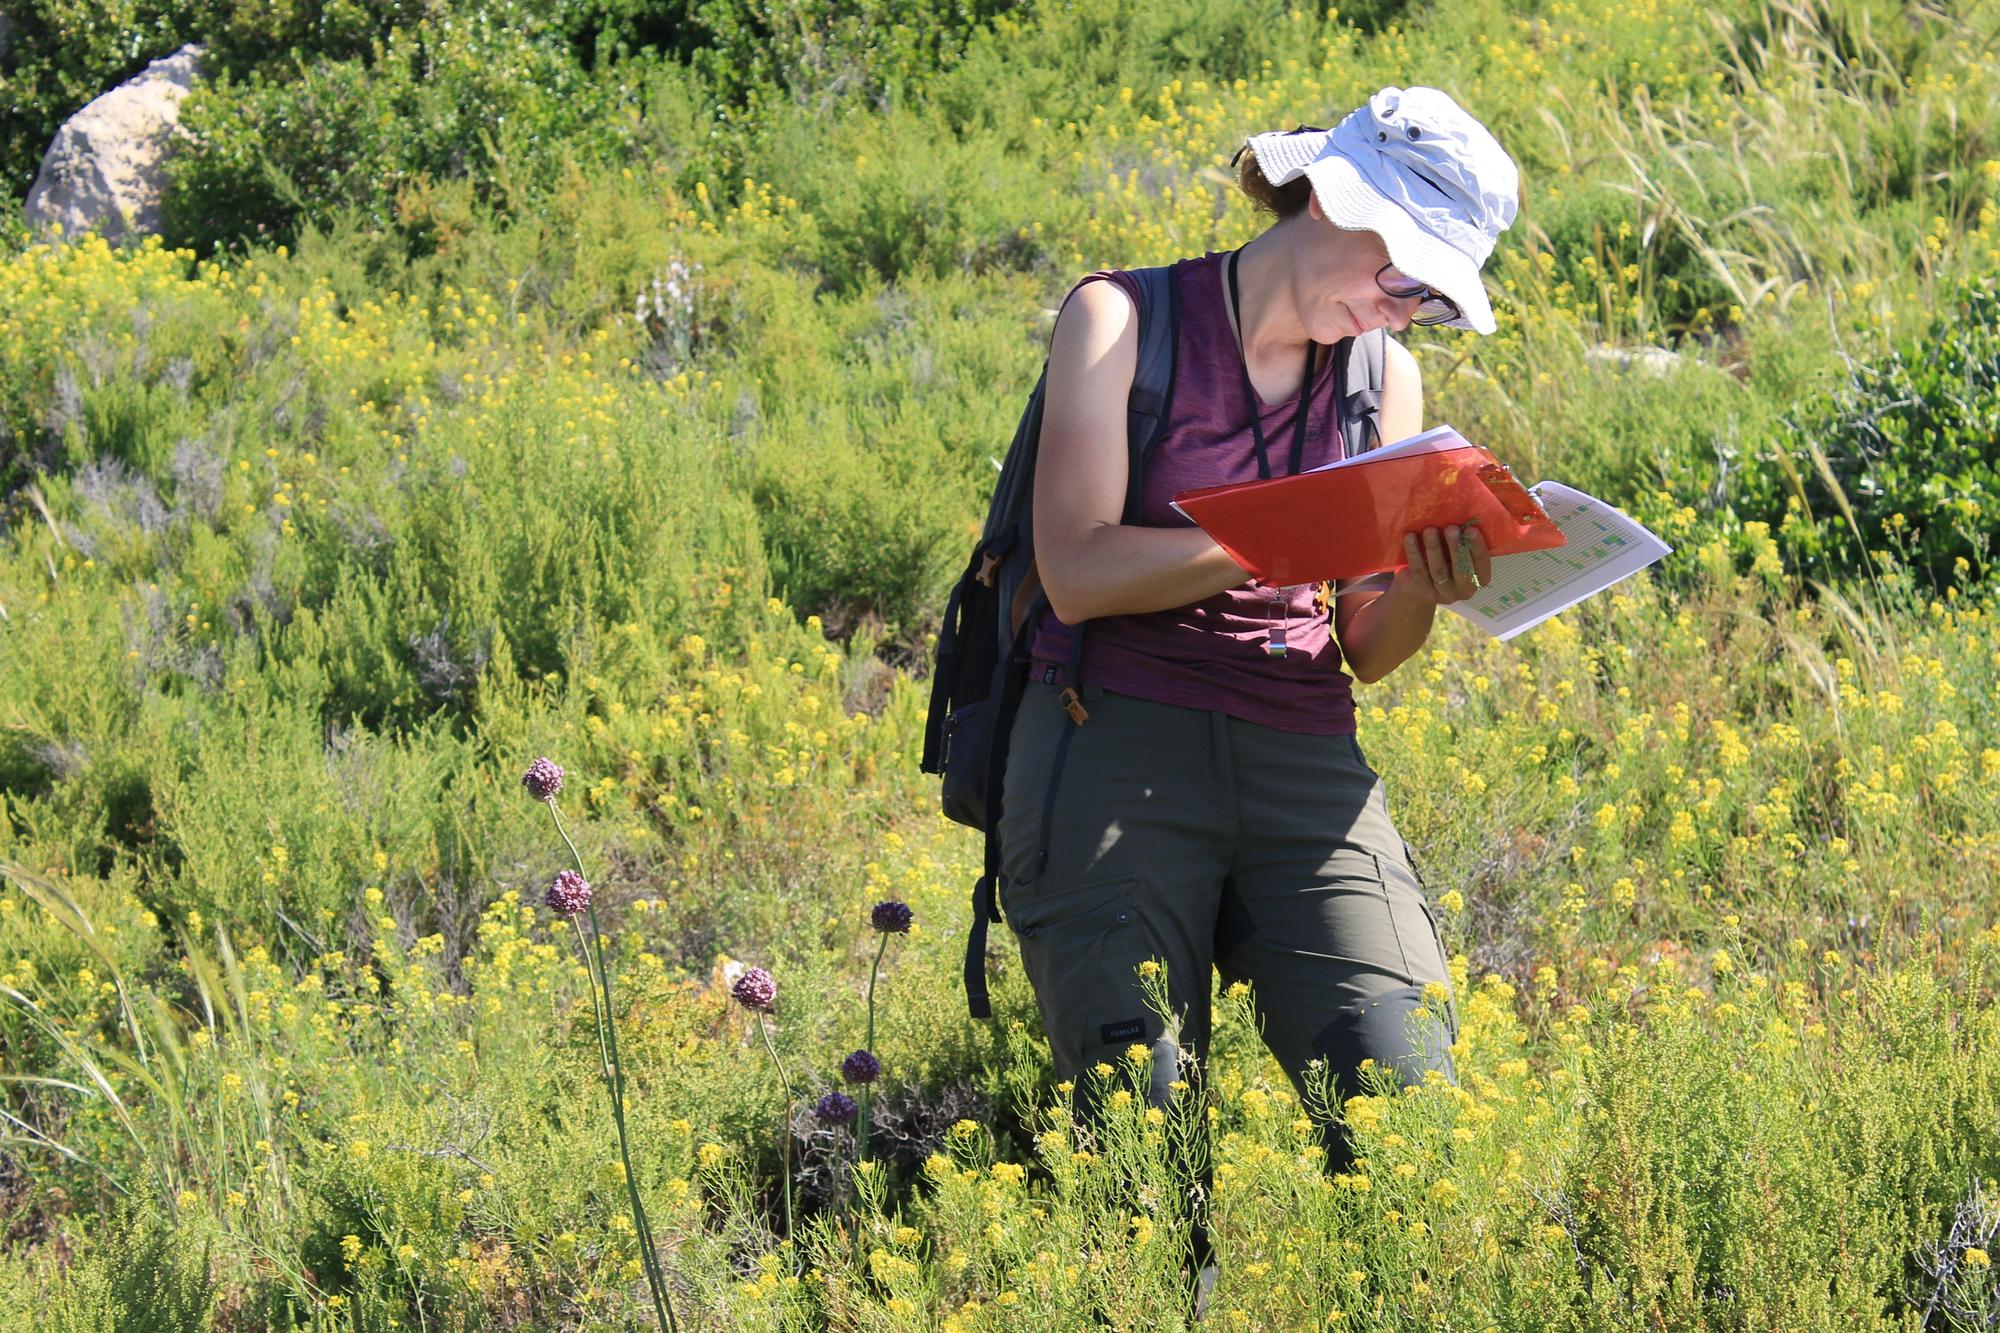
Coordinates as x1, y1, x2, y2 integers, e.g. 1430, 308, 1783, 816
1029, 251, 1359, 736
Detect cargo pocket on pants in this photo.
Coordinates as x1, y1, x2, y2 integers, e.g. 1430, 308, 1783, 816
1376, 854, 1458, 1045
1011, 876, 1159, 1079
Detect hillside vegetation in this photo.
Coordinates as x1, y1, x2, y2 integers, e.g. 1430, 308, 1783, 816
3, 0, 2000, 1328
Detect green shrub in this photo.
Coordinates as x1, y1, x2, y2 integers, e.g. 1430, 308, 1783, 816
1561, 949, 2000, 1328
684, 0, 1019, 110
718, 265, 1044, 637
1735, 272, 2000, 586
44, 1191, 217, 1333
752, 421, 970, 640
755, 103, 1072, 289
161, 11, 652, 257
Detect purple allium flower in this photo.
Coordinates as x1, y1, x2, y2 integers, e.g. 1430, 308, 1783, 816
841, 1049, 881, 1085
813, 1091, 858, 1125
523, 756, 565, 801
731, 966, 777, 1013
870, 900, 913, 934
545, 869, 592, 916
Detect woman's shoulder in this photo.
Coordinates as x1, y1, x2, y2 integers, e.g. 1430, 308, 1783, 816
1053, 269, 1140, 342
1062, 251, 1218, 323
1064, 267, 1144, 314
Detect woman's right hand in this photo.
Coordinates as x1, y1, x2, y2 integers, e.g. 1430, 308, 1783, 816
1390, 524, 1491, 607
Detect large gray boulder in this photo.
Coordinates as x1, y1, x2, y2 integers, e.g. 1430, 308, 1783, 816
25, 44, 205, 245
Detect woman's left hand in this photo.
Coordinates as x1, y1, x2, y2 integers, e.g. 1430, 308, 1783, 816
1391, 524, 1492, 607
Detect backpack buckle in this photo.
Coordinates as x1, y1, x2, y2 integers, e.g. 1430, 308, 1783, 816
976, 552, 1002, 587
1059, 687, 1089, 725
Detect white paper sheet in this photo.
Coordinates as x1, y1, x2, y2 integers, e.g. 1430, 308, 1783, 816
1445, 482, 1672, 640
1304, 424, 1469, 473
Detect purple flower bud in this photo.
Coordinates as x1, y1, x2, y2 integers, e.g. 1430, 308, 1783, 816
813, 1091, 858, 1125
731, 967, 777, 1013
523, 757, 565, 801
841, 1049, 881, 1085
545, 869, 592, 916
870, 900, 913, 934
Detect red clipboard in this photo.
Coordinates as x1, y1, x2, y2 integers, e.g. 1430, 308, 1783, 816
1170, 441, 1567, 584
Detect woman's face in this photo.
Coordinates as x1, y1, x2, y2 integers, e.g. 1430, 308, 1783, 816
1292, 194, 1425, 341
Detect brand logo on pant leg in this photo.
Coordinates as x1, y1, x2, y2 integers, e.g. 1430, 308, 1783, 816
1100, 1017, 1146, 1044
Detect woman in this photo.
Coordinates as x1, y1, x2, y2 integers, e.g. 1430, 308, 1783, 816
999, 86, 1520, 1205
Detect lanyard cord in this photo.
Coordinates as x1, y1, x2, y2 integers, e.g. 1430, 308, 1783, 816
1226, 247, 1317, 482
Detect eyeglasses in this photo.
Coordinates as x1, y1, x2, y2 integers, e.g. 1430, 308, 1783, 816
1376, 262, 1463, 326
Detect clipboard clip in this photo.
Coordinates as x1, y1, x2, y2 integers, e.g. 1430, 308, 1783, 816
1477, 462, 1553, 527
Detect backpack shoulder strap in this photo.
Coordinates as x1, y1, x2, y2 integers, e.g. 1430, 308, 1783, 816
1337, 326, 1389, 457
1120, 264, 1180, 525
993, 266, 1177, 578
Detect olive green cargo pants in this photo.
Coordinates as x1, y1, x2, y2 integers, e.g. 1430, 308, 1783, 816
998, 681, 1458, 1134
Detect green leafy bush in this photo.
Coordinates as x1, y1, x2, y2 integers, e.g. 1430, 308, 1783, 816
1735, 273, 2000, 586
161, 10, 652, 256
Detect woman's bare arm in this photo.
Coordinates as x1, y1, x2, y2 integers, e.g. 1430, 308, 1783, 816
1033, 280, 1249, 625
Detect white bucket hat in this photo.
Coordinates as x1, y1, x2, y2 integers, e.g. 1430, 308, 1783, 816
1240, 86, 1520, 334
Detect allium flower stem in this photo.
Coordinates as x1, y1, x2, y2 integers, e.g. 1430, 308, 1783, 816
754, 1010, 797, 1243
859, 931, 890, 1162
548, 797, 590, 884
567, 916, 616, 1091
545, 799, 678, 1333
